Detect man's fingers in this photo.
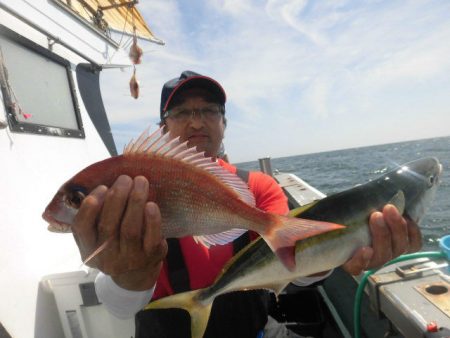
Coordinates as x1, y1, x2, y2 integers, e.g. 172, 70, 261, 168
383, 204, 408, 257
144, 202, 168, 262
97, 175, 133, 243
120, 176, 149, 258
70, 176, 168, 281
343, 247, 373, 275
73, 185, 107, 260
344, 205, 422, 276
368, 211, 392, 268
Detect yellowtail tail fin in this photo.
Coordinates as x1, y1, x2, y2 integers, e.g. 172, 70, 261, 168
144, 290, 213, 338
261, 215, 345, 271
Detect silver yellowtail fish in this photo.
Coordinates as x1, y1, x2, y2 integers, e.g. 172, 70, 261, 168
42, 127, 342, 266
145, 157, 442, 338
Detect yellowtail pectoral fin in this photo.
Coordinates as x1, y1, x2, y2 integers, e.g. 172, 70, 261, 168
388, 191, 406, 215
144, 290, 213, 338
262, 216, 345, 271
270, 282, 290, 296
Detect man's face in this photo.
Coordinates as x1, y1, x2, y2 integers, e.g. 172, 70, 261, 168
164, 88, 225, 158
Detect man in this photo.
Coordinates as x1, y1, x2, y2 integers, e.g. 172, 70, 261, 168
72, 71, 422, 337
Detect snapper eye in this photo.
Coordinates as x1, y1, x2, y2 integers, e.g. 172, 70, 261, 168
66, 188, 87, 209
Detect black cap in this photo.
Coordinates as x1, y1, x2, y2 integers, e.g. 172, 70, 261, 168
160, 70, 226, 119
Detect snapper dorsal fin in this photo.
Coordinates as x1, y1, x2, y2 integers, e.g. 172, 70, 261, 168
123, 127, 255, 206
124, 127, 255, 245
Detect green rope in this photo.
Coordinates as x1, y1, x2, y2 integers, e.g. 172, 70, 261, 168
353, 251, 447, 338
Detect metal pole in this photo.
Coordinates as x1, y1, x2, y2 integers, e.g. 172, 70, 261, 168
258, 157, 273, 177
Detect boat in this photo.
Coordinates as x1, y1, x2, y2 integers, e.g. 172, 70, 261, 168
0, 1, 161, 337
1, 1, 449, 337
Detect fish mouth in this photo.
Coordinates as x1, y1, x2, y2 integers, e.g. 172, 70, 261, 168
47, 222, 72, 233
42, 211, 72, 233
432, 163, 443, 187
42, 210, 53, 224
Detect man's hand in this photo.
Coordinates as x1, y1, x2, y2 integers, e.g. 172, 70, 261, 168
72, 175, 168, 291
343, 204, 422, 275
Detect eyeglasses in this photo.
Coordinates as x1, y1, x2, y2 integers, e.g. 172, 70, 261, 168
163, 104, 223, 123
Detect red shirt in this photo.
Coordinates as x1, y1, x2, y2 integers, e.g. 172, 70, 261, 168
153, 159, 288, 299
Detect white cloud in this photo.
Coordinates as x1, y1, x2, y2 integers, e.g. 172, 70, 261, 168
101, 0, 450, 162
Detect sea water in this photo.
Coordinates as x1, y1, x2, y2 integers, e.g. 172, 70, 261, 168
237, 136, 450, 250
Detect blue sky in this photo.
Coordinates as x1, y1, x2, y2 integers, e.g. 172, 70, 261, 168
100, 0, 450, 163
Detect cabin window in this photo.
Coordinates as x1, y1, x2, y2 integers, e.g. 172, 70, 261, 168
0, 25, 84, 138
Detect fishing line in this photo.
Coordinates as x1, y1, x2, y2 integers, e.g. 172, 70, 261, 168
353, 242, 449, 338
105, 6, 132, 64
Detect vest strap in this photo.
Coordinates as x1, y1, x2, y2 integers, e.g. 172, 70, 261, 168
166, 238, 190, 293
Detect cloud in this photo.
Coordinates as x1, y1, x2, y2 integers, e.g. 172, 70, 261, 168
101, 0, 450, 161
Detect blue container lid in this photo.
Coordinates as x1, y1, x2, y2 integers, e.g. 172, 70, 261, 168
439, 235, 450, 260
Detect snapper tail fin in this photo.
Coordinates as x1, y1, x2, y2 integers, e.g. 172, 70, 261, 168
144, 290, 212, 338
261, 215, 345, 271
